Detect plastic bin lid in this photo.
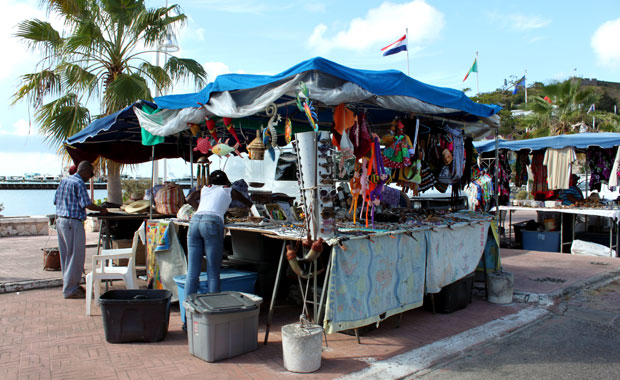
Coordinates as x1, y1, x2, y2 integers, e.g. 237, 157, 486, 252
187, 291, 258, 314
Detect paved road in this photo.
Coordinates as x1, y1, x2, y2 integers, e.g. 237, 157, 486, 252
413, 280, 620, 380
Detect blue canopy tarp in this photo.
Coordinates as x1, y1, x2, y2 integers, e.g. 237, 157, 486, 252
474, 133, 620, 153
155, 56, 500, 130
64, 101, 192, 164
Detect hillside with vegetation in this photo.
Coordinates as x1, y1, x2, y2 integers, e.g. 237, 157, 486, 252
469, 78, 620, 139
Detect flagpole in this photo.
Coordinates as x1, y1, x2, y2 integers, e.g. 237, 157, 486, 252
524, 69, 528, 103
475, 51, 479, 95
405, 28, 410, 76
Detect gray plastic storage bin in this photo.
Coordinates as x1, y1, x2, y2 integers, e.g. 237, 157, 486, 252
183, 291, 259, 362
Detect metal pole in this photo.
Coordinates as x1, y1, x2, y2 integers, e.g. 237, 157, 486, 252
494, 128, 500, 220
150, 146, 155, 220
475, 51, 479, 95
189, 135, 194, 189
405, 28, 410, 76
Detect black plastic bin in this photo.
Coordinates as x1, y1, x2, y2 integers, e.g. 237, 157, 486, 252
424, 272, 475, 313
99, 289, 172, 343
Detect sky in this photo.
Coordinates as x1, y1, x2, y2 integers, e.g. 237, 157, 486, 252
0, 0, 619, 178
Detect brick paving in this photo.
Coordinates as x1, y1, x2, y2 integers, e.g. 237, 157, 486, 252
0, 285, 523, 380
2, 231, 620, 379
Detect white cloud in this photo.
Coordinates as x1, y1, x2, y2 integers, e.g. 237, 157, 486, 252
202, 62, 247, 82
0, 119, 34, 136
509, 14, 551, 30
307, 0, 444, 54
591, 17, 620, 68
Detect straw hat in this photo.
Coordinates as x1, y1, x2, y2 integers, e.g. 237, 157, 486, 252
124, 200, 151, 214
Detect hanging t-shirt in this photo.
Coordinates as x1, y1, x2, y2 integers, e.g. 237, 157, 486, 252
543, 147, 576, 190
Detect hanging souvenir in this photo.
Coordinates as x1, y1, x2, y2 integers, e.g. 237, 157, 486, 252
284, 118, 293, 144
222, 117, 242, 146
188, 122, 201, 137
296, 82, 318, 131
193, 136, 212, 154
210, 138, 240, 157
382, 121, 412, 168
205, 118, 218, 141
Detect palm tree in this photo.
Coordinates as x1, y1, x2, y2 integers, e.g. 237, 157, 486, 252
523, 79, 600, 137
12, 0, 207, 204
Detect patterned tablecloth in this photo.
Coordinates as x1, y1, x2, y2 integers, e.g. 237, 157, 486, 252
324, 221, 492, 333
425, 221, 491, 293
324, 230, 426, 333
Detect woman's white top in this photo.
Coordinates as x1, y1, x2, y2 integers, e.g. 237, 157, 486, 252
195, 185, 232, 221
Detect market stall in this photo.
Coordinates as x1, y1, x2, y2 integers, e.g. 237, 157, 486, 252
67, 57, 503, 339
135, 57, 503, 336
474, 133, 620, 257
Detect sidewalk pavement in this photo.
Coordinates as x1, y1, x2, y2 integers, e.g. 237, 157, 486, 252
1, 234, 619, 380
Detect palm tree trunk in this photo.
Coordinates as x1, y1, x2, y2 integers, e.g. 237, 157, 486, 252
107, 160, 123, 205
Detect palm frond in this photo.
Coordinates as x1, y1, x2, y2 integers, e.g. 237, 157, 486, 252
164, 57, 207, 90
104, 73, 152, 113
15, 19, 62, 53
64, 19, 106, 54
136, 5, 186, 47
35, 93, 91, 147
137, 62, 172, 93
60, 63, 98, 94
12, 70, 63, 107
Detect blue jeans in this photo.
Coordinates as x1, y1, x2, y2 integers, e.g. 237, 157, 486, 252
185, 214, 224, 320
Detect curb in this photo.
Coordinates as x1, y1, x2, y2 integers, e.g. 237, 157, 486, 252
336, 307, 550, 380
0, 278, 63, 294
512, 268, 620, 306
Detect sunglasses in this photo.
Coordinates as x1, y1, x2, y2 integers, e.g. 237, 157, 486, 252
317, 145, 331, 154
321, 209, 335, 218
319, 173, 332, 179
320, 178, 334, 184
319, 162, 333, 169
318, 138, 331, 144
320, 189, 337, 197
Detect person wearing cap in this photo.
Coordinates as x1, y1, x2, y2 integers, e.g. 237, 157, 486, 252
183, 170, 251, 331
54, 161, 108, 299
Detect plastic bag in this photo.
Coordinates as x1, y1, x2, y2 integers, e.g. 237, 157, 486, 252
571, 239, 616, 257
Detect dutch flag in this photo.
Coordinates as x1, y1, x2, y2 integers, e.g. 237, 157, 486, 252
381, 35, 408, 56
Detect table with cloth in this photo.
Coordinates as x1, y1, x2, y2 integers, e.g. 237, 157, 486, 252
323, 219, 493, 334
498, 205, 620, 257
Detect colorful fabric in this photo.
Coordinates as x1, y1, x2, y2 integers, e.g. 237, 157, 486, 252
324, 231, 426, 333
425, 221, 490, 293
54, 173, 92, 221
587, 147, 615, 192
145, 220, 187, 302
514, 150, 530, 187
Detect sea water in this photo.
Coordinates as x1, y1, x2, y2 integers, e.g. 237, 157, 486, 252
0, 189, 108, 217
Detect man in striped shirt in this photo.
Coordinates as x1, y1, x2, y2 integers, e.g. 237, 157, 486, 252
54, 161, 107, 299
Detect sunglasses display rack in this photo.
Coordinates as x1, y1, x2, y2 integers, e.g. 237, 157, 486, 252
315, 131, 337, 239
294, 130, 337, 240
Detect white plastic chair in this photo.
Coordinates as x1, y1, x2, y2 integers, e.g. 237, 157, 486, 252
85, 233, 138, 315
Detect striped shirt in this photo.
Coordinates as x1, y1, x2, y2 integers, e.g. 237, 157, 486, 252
54, 174, 92, 220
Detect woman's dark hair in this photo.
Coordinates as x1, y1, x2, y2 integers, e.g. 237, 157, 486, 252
208, 170, 231, 186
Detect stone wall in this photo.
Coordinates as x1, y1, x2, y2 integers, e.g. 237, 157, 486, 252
0, 217, 49, 237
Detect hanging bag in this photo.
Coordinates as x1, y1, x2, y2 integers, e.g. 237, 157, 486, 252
155, 183, 185, 215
